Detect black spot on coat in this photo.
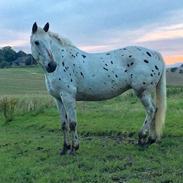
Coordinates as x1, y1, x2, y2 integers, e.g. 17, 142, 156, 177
82, 55, 86, 58
103, 67, 108, 71
144, 60, 149, 63
155, 65, 159, 70
69, 122, 76, 131
65, 66, 69, 70
146, 52, 152, 57
80, 72, 84, 78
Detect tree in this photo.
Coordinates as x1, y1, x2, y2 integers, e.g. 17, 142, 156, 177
0, 61, 9, 68
2, 46, 17, 63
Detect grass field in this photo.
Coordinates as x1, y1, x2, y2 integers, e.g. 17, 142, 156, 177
0, 66, 46, 95
0, 67, 183, 183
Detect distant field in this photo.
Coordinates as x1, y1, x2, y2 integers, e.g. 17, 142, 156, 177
166, 67, 183, 86
0, 67, 183, 182
0, 66, 46, 95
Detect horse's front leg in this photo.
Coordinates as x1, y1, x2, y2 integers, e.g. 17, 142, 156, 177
60, 91, 79, 155
56, 99, 70, 155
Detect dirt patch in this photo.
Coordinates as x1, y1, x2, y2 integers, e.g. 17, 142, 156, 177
80, 131, 137, 145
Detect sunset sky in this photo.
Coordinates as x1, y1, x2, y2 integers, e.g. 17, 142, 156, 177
0, 0, 183, 65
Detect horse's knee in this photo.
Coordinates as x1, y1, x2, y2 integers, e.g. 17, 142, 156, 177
69, 121, 76, 131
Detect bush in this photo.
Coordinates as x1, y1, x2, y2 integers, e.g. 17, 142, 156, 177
0, 97, 17, 123
0, 61, 9, 68
170, 67, 178, 72
0, 95, 55, 123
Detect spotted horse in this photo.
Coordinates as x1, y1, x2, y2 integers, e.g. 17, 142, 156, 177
30, 22, 167, 155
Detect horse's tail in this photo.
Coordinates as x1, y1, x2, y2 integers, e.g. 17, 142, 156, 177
155, 54, 167, 140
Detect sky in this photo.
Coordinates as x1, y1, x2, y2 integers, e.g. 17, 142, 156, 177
0, 0, 183, 64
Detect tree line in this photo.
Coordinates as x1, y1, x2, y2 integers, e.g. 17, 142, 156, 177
0, 46, 36, 68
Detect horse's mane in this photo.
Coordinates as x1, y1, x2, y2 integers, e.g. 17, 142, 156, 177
48, 31, 75, 48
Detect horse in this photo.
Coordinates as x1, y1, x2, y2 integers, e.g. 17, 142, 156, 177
30, 22, 167, 155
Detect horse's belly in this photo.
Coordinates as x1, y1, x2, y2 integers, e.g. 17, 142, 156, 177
76, 82, 129, 101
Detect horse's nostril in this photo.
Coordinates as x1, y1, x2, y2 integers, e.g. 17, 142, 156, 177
48, 63, 51, 67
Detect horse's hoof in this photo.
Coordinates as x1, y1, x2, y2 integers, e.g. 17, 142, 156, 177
60, 143, 71, 156
60, 149, 68, 155
74, 144, 79, 151
138, 136, 150, 148
147, 137, 156, 145
138, 136, 156, 149
138, 139, 147, 148
68, 149, 76, 155
60, 151, 66, 155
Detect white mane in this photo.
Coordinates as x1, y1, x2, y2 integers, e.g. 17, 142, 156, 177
48, 31, 75, 48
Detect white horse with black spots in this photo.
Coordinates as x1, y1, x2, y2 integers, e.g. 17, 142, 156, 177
30, 22, 166, 155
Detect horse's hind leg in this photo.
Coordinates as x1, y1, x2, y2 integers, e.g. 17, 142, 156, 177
135, 90, 156, 146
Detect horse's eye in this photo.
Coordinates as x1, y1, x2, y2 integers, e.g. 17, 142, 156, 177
35, 41, 39, 46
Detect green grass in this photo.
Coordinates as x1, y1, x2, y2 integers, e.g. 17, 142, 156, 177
0, 67, 183, 182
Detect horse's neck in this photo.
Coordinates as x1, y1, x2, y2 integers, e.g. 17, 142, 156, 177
51, 40, 83, 61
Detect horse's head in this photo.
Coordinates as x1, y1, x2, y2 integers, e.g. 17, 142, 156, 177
30, 22, 57, 73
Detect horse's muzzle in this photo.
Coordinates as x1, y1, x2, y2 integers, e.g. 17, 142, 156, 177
46, 62, 57, 73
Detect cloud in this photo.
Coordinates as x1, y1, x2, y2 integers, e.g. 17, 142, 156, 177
0, 29, 30, 51
0, 0, 183, 64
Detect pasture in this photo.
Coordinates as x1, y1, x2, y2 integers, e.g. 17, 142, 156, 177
0, 67, 183, 183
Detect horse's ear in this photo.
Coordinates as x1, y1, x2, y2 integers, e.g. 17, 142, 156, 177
32, 22, 38, 34
43, 22, 49, 32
